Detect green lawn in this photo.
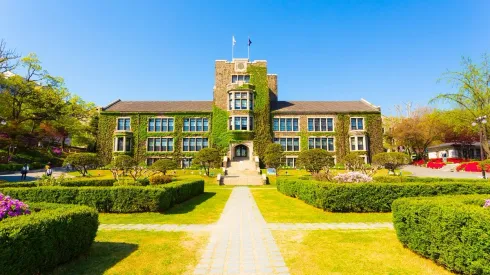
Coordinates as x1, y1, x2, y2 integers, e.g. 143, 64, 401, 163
274, 230, 453, 275
252, 189, 393, 223
50, 231, 207, 275
99, 188, 232, 224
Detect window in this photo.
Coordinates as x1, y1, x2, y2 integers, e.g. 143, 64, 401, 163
307, 118, 334, 132
274, 137, 300, 152
182, 137, 209, 152
182, 158, 193, 168
228, 91, 253, 110
308, 137, 335, 151
183, 118, 209, 132
147, 138, 174, 152
350, 117, 364, 130
281, 157, 297, 168
350, 136, 366, 151
114, 136, 131, 152
229, 116, 253, 131
273, 118, 299, 132
117, 118, 131, 131
231, 74, 250, 83
148, 118, 174, 132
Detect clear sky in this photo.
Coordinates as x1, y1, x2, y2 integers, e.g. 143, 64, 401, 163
3, 0, 489, 114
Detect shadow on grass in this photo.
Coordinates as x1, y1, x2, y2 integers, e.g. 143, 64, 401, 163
50, 242, 138, 275
164, 192, 216, 215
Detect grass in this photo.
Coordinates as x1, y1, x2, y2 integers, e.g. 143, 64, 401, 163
99, 188, 232, 224
252, 189, 392, 223
50, 231, 208, 275
274, 230, 453, 275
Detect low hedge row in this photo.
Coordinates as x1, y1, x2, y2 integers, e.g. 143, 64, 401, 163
0, 179, 204, 213
277, 176, 490, 212
392, 195, 490, 274
0, 202, 98, 274
0, 178, 116, 188
373, 175, 488, 183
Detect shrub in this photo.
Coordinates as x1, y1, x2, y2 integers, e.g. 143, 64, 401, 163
0, 179, 204, 213
63, 153, 100, 176
0, 202, 98, 274
297, 149, 334, 173
343, 152, 365, 171
263, 143, 284, 172
113, 179, 142, 186
372, 152, 411, 173
427, 160, 445, 169
150, 159, 178, 175
194, 148, 221, 176
0, 193, 31, 221
333, 171, 373, 183
277, 176, 490, 212
150, 174, 173, 185
392, 195, 490, 274
0, 163, 23, 172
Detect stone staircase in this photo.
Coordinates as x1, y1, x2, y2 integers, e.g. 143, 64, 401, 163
222, 158, 263, 185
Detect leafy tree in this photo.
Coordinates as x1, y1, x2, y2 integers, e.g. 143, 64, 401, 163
431, 54, 490, 157
150, 159, 178, 175
0, 39, 19, 73
263, 143, 283, 174
194, 148, 221, 176
297, 149, 334, 174
63, 153, 99, 176
373, 152, 411, 174
110, 155, 148, 181
343, 152, 366, 171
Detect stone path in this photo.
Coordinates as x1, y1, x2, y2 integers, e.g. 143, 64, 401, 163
193, 187, 289, 275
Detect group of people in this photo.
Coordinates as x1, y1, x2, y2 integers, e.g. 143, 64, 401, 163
19, 162, 53, 181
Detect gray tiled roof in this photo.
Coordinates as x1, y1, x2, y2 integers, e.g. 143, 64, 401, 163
271, 100, 380, 114
103, 100, 213, 113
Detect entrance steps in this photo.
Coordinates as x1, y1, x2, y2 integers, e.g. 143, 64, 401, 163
222, 159, 263, 185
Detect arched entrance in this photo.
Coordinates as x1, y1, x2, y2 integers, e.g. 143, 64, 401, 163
234, 144, 248, 158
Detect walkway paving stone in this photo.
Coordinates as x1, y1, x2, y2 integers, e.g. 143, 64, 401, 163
267, 222, 394, 230
193, 187, 290, 275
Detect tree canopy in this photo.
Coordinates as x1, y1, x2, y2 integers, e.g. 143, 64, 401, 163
194, 148, 221, 176
297, 149, 334, 174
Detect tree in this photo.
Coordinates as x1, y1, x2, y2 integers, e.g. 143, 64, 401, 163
431, 54, 490, 158
297, 149, 334, 174
372, 152, 411, 174
263, 143, 283, 174
343, 152, 366, 171
110, 155, 148, 181
63, 153, 99, 176
0, 39, 19, 73
151, 159, 178, 175
193, 148, 221, 176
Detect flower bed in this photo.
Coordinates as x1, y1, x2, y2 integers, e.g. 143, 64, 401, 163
412, 159, 425, 166
0, 202, 98, 274
277, 176, 490, 212
427, 160, 445, 169
0, 179, 204, 213
456, 161, 490, 172
393, 195, 490, 274
0, 193, 30, 221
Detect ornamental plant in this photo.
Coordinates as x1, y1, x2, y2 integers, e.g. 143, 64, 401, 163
0, 193, 31, 221
484, 199, 490, 208
333, 171, 373, 183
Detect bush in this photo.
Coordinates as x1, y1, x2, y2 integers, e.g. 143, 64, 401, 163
0, 163, 23, 172
343, 152, 365, 171
372, 152, 410, 173
0, 202, 98, 274
277, 176, 490, 212
150, 159, 178, 175
150, 174, 173, 185
113, 179, 142, 186
393, 195, 490, 274
63, 153, 100, 176
0, 193, 31, 220
0, 178, 116, 188
333, 171, 373, 183
297, 149, 334, 173
0, 179, 204, 213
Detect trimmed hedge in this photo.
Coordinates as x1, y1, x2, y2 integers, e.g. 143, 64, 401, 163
393, 195, 490, 274
0, 202, 98, 274
373, 175, 489, 183
0, 178, 116, 188
277, 176, 490, 212
0, 179, 204, 213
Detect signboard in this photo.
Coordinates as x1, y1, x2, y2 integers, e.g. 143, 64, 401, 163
267, 168, 276, 175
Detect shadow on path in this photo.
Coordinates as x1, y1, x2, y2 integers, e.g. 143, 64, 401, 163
49, 242, 138, 275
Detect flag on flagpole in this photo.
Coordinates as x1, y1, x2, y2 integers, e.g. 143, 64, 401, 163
248, 38, 252, 46
232, 36, 236, 46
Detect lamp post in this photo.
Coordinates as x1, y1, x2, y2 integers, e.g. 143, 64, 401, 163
472, 115, 487, 179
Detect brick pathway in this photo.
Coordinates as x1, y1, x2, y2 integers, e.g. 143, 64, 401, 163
193, 187, 289, 275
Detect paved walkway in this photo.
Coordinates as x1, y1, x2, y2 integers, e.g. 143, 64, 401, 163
402, 165, 484, 179
193, 187, 289, 275
0, 167, 72, 182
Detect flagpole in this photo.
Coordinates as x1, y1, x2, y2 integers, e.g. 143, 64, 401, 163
247, 36, 250, 60
232, 36, 234, 60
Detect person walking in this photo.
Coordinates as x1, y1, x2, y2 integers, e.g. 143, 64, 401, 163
45, 162, 53, 177
20, 163, 29, 181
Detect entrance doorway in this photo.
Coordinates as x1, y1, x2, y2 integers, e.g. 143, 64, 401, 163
235, 145, 248, 158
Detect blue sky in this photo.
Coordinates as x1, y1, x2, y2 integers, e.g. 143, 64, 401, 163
3, 0, 489, 115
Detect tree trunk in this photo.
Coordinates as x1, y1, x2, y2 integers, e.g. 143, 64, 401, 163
481, 127, 490, 159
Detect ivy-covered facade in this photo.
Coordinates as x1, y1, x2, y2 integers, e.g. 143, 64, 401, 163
97, 58, 383, 167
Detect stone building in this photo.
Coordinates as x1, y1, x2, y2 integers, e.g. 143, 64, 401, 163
98, 58, 383, 170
